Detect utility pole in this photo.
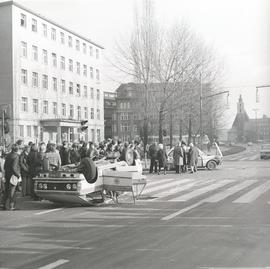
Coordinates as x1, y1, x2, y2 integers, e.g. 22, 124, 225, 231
252, 108, 259, 142
1, 108, 6, 152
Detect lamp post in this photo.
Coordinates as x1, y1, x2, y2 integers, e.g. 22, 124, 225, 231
252, 108, 259, 142
256, 85, 270, 103
199, 90, 229, 147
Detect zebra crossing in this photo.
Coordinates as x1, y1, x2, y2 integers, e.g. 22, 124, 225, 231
139, 177, 270, 205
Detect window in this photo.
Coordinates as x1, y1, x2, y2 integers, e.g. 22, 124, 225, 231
42, 23, 47, 37
76, 39, 80, 50
96, 69, 100, 80
97, 129, 101, 142
91, 129, 95, 142
52, 77, 57, 91
90, 67, 93, 79
96, 49, 99, 59
21, 97, 28, 112
90, 108, 94, 119
32, 19, 37, 32
61, 79, 66, 93
97, 109, 100, 120
69, 82, 73, 94
76, 62, 80, 74
83, 64, 87, 76
83, 85, 87, 97
32, 72, 38, 87
21, 69, 27, 85
43, 101, 48, 114
60, 56, 65, 69
83, 43, 86, 54
42, 74, 48, 89
77, 106, 81, 120
32, 45, 38, 61
121, 123, 130, 132
120, 113, 129, 120
33, 99, 38, 113
89, 46, 93, 56
90, 87, 94, 99
27, 125, 31, 137
52, 53, 57, 67
19, 125, 24, 137
21, 41, 27, 57
68, 59, 73, 71
60, 32, 65, 44
69, 105, 74, 118
52, 102, 57, 115
62, 103, 66, 117
20, 14, 26, 27
68, 36, 72, 47
84, 107, 88, 119
96, 89, 100, 100
33, 126, 38, 137
51, 28, 56, 40
134, 125, 137, 132
43, 49, 48, 64
76, 84, 81, 97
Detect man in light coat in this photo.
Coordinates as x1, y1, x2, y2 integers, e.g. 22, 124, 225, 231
189, 143, 199, 173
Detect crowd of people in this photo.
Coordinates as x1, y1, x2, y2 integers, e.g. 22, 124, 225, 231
0, 138, 200, 210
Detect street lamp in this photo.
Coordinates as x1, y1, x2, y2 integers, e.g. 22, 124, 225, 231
252, 108, 259, 142
256, 85, 270, 103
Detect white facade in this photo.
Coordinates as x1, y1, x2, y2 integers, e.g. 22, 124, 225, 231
0, 1, 104, 145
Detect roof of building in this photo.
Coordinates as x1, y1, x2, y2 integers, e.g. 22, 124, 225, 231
0, 0, 104, 49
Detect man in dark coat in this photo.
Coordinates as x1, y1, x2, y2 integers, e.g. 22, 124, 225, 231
3, 144, 21, 210
157, 144, 167, 175
173, 141, 183, 174
59, 141, 71, 166
19, 145, 30, 196
148, 142, 158, 174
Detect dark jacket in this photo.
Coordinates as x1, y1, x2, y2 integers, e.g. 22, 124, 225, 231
19, 151, 29, 177
157, 149, 167, 167
70, 149, 81, 164
149, 144, 158, 159
4, 152, 21, 180
173, 145, 183, 165
59, 147, 71, 166
189, 146, 199, 166
27, 150, 42, 177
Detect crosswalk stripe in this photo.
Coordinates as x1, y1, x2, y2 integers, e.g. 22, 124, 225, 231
204, 180, 258, 203
152, 179, 215, 201
169, 180, 235, 202
146, 178, 175, 187
142, 178, 193, 195
233, 181, 270, 203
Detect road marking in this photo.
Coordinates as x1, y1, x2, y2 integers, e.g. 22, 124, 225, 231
200, 267, 270, 269
35, 208, 63, 215
152, 179, 212, 201
146, 178, 175, 187
170, 180, 234, 202
233, 181, 270, 203
142, 178, 193, 195
161, 201, 205, 220
204, 180, 258, 203
38, 259, 69, 269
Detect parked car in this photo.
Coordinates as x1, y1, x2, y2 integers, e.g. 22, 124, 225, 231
247, 142, 253, 146
167, 142, 223, 171
260, 144, 270, 159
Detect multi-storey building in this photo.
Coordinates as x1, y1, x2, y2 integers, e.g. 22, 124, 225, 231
0, 1, 104, 144
104, 91, 117, 139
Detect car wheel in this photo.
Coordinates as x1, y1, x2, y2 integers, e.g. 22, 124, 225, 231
206, 160, 217, 170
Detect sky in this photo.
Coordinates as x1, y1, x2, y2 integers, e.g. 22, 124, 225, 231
4, 0, 270, 127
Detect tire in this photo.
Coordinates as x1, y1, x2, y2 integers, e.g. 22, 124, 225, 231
206, 160, 217, 170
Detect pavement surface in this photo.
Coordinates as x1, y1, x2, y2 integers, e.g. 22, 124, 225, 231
0, 145, 270, 269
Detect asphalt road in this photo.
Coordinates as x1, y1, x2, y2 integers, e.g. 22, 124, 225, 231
0, 150, 270, 269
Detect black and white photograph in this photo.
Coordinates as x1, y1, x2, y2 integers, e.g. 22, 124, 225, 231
0, 0, 270, 268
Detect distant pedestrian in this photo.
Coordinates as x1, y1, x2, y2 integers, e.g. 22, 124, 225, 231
173, 141, 183, 174
149, 142, 158, 174
181, 141, 188, 172
70, 143, 81, 164
157, 144, 167, 175
19, 145, 30, 196
189, 143, 199, 173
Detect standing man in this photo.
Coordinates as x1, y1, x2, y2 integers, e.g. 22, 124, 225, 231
3, 144, 21, 210
173, 141, 183, 174
189, 143, 199, 173
19, 145, 30, 196
148, 142, 158, 174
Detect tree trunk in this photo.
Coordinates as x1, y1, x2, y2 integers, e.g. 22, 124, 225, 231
143, 118, 148, 152
158, 104, 165, 144
169, 112, 173, 148
188, 115, 192, 145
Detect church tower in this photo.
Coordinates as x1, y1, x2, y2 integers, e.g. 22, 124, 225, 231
237, 94, 245, 114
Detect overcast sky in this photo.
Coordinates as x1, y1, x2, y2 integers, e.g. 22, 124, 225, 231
5, 0, 270, 126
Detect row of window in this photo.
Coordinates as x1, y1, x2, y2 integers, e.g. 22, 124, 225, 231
119, 124, 137, 133
20, 69, 101, 99
18, 125, 101, 142
20, 43, 100, 80
21, 97, 101, 120
20, 13, 100, 59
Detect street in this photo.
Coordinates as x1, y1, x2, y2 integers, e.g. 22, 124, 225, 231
1, 149, 270, 269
